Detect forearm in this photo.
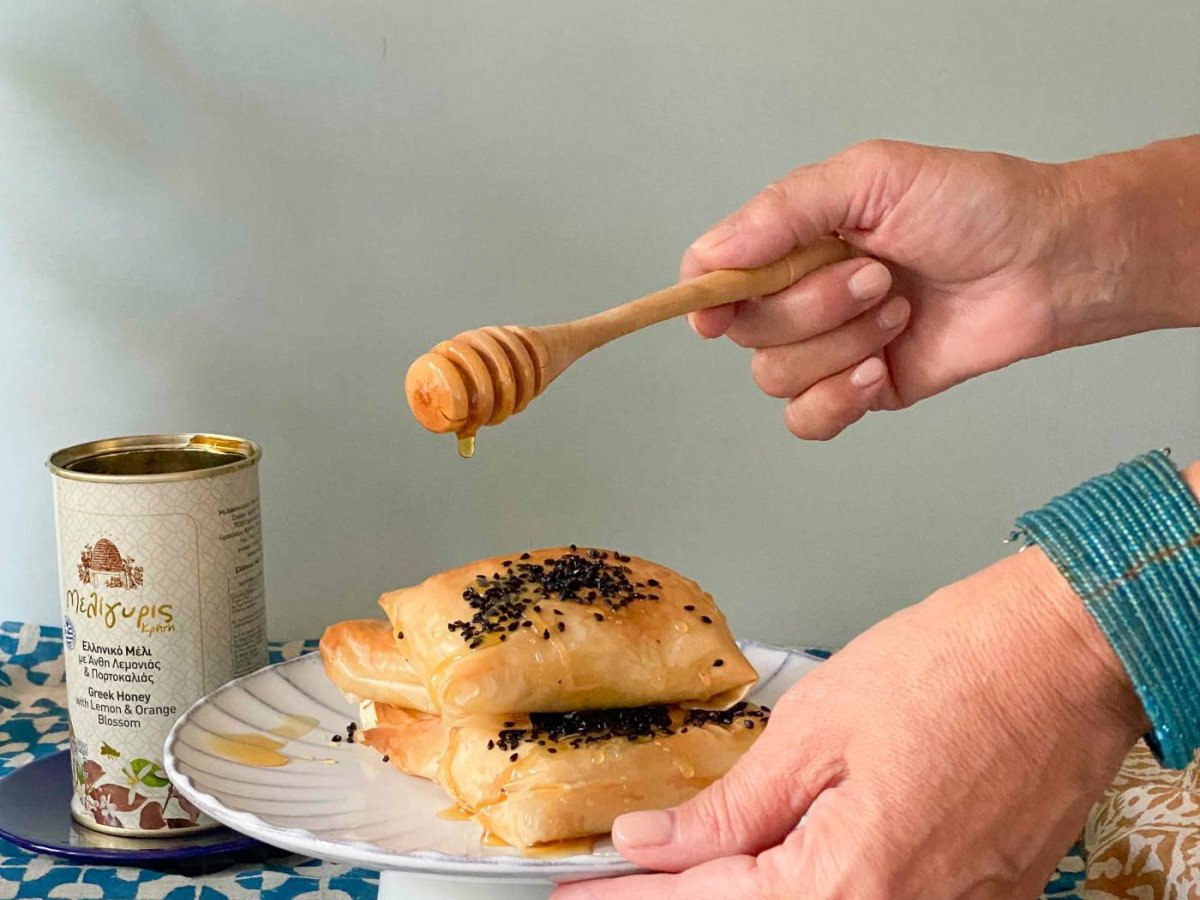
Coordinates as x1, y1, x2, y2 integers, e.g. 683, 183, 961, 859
1051, 135, 1200, 348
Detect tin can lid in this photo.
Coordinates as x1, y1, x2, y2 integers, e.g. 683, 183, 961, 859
47, 434, 261, 483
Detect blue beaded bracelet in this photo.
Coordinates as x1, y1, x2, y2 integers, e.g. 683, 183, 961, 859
1015, 450, 1200, 770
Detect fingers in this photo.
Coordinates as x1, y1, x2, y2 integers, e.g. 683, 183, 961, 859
551, 853, 763, 900
783, 354, 894, 441
751, 296, 909, 400
727, 258, 893, 348
680, 162, 860, 281
607, 728, 815, 873
688, 302, 740, 340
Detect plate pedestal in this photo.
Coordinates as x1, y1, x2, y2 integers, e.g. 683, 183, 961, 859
378, 871, 552, 900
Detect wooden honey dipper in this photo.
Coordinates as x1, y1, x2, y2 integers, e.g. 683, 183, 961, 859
406, 237, 855, 457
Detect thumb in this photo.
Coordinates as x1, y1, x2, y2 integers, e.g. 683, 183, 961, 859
679, 140, 921, 282
611, 728, 833, 872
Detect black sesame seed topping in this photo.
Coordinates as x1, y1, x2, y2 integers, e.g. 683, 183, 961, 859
700, 615, 713, 624
382, 755, 390, 762
397, 631, 404, 640
683, 702, 770, 730
593, 613, 604, 621
557, 621, 565, 633
448, 548, 657, 646
492, 707, 675, 752
542, 629, 551, 640
647, 578, 660, 587
331, 734, 342, 742
487, 739, 494, 750
509, 753, 519, 762
683, 605, 695, 612
713, 658, 725, 667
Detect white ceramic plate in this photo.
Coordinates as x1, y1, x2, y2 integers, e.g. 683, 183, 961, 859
164, 641, 822, 884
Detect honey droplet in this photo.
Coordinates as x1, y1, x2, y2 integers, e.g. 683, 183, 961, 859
457, 434, 476, 459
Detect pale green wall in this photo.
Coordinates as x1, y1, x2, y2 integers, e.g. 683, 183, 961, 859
3, 1, 1198, 645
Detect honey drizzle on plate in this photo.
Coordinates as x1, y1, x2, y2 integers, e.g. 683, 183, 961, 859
268, 713, 319, 740
208, 713, 320, 767
208, 733, 289, 767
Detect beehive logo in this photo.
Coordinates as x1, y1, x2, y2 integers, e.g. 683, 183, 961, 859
78, 537, 144, 590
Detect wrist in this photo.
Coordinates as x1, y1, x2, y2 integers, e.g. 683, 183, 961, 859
1007, 544, 1151, 742
1017, 451, 1200, 768
1049, 137, 1200, 349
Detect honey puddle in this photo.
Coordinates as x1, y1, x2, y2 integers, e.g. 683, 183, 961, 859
436, 805, 473, 821
479, 831, 596, 858
209, 714, 320, 767
208, 733, 289, 767
522, 836, 597, 858
268, 714, 319, 740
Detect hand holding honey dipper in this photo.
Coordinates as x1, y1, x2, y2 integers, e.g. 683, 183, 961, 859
551, 136, 1200, 899
404, 237, 855, 457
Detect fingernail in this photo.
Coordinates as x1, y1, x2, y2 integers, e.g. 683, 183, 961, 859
847, 261, 890, 301
877, 296, 910, 329
690, 222, 737, 251
850, 356, 886, 388
613, 810, 674, 848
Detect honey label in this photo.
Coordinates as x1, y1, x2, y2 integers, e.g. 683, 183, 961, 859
53, 461, 266, 834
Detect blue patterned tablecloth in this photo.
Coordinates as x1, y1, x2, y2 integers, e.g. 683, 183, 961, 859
0, 621, 1086, 899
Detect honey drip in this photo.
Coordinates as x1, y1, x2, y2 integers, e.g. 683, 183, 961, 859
456, 434, 476, 459
208, 732, 289, 767
436, 805, 473, 821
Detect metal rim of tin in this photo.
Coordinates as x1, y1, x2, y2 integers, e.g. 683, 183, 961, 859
47, 433, 261, 484
69, 806, 220, 838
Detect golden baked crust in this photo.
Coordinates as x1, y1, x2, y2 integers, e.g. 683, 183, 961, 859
378, 547, 756, 718
440, 704, 769, 847
360, 701, 448, 781
319, 619, 437, 713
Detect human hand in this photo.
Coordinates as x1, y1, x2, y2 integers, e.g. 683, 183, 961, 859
552, 544, 1147, 900
684, 138, 1199, 439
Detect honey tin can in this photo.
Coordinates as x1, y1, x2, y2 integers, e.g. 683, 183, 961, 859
48, 434, 267, 835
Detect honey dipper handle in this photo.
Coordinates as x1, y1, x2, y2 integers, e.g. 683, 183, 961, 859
546, 237, 856, 358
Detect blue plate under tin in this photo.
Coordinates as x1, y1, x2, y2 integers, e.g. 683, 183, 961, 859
0, 750, 261, 864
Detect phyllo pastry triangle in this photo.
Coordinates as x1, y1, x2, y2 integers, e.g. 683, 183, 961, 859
379, 546, 756, 718
439, 703, 769, 847
319, 619, 437, 714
